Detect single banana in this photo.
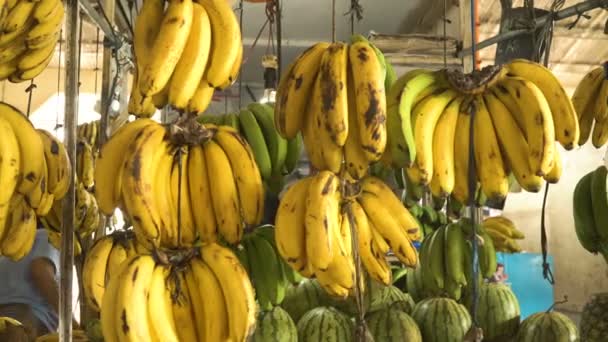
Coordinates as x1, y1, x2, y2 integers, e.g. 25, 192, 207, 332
217, 41, 243, 90
249, 102, 288, 176
317, 42, 348, 146
147, 265, 179, 342
120, 123, 167, 244
301, 91, 328, 171
0, 102, 45, 195
153, 143, 177, 246
238, 108, 272, 180
348, 40, 387, 160
275, 177, 311, 274
100, 254, 134, 342
444, 223, 467, 286
1, 200, 36, 261
572, 67, 604, 145
474, 96, 509, 201
168, 271, 199, 342
94, 118, 155, 215
3, 0, 35, 33
187, 80, 215, 114
199, 243, 256, 342
190, 257, 230, 341
37, 129, 71, 199
305, 171, 340, 271
82, 236, 114, 311
311, 72, 343, 173
168, 2, 212, 110
427, 226, 446, 289
544, 143, 562, 183
139, 0, 193, 96
275, 42, 329, 139
430, 96, 463, 197
484, 91, 543, 192
344, 70, 370, 179
197, 0, 241, 88
203, 139, 243, 244
498, 77, 555, 176
183, 266, 207, 341
592, 117, 608, 148
214, 126, 264, 226
0, 115, 20, 231
506, 59, 579, 149
187, 144, 217, 242
350, 201, 391, 285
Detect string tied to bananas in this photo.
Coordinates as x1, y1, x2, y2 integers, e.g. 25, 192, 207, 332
168, 115, 215, 146
444, 66, 505, 95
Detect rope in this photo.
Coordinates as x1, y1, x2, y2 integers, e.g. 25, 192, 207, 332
238, 0, 243, 108
275, 0, 282, 81
55, 30, 63, 131
177, 148, 183, 245
443, 0, 448, 67
346, 202, 368, 342
25, 81, 37, 118
345, 0, 363, 34
540, 183, 555, 284
331, 0, 336, 42
467, 0, 481, 329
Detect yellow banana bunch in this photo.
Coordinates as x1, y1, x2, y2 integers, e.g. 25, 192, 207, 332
0, 0, 63, 82
94, 119, 264, 248
76, 120, 100, 148
76, 139, 95, 190
275, 171, 420, 295
129, 0, 242, 117
100, 244, 256, 342
572, 63, 608, 147
482, 215, 525, 253
388, 59, 574, 204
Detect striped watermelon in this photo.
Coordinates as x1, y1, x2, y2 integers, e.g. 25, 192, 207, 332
252, 306, 297, 342
281, 279, 328, 323
367, 307, 422, 342
329, 276, 388, 316
412, 297, 472, 342
297, 307, 353, 342
466, 283, 520, 341
516, 311, 579, 342
383, 285, 416, 314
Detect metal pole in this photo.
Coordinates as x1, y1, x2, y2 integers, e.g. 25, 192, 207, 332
458, 0, 608, 58
60, 0, 80, 340
78, 0, 117, 44
98, 0, 116, 145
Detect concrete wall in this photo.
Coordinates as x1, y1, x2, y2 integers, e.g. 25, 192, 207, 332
502, 143, 608, 312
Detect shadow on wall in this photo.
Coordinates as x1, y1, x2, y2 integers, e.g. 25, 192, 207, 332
399, 0, 459, 33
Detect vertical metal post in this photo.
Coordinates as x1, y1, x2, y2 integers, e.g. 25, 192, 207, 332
61, 0, 80, 340
98, 0, 116, 145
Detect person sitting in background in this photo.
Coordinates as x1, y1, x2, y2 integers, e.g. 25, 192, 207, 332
490, 263, 509, 283
0, 224, 77, 341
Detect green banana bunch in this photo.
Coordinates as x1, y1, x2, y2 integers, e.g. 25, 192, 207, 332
573, 167, 608, 263
239, 225, 295, 310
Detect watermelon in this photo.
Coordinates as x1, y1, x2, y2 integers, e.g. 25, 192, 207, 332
281, 279, 328, 323
580, 292, 608, 341
297, 307, 353, 342
465, 283, 520, 341
329, 276, 388, 316
516, 311, 578, 342
382, 286, 416, 314
252, 306, 297, 342
366, 307, 422, 342
412, 297, 472, 342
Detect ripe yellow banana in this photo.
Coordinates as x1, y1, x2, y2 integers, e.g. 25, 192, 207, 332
33, 0, 61, 22
430, 96, 463, 197
147, 265, 179, 342
169, 148, 197, 246
214, 126, 264, 226
187, 144, 217, 242
498, 77, 555, 176
305, 171, 340, 271
203, 139, 243, 244
275, 42, 329, 139
190, 258, 230, 341
318, 42, 348, 147
594, 79, 608, 122
82, 236, 114, 311
484, 91, 543, 192
101, 254, 134, 342
36, 129, 71, 199
572, 67, 604, 145
139, 0, 193, 96
358, 191, 418, 267
168, 2, 212, 110
94, 118, 154, 215
360, 176, 421, 241
0, 115, 20, 231
301, 74, 329, 171
275, 177, 311, 275
544, 144, 562, 183
120, 123, 167, 244
187, 80, 215, 114
217, 41, 242, 90
348, 41, 387, 160
344, 70, 370, 179
0, 200, 36, 261
350, 201, 391, 285
3, 0, 34, 33
197, 0, 241, 88
0, 102, 45, 195
25, 3, 63, 47
152, 143, 176, 246
169, 271, 199, 342
473, 96, 509, 201
506, 59, 579, 149
199, 243, 256, 342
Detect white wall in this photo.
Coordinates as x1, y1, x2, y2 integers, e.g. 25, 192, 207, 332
502, 143, 608, 312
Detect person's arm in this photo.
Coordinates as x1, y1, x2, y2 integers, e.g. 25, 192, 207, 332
29, 258, 79, 329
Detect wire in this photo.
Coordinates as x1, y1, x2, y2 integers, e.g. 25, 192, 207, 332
55, 30, 63, 131
331, 0, 336, 42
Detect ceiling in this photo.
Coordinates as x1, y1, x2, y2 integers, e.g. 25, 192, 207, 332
49, 0, 608, 95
